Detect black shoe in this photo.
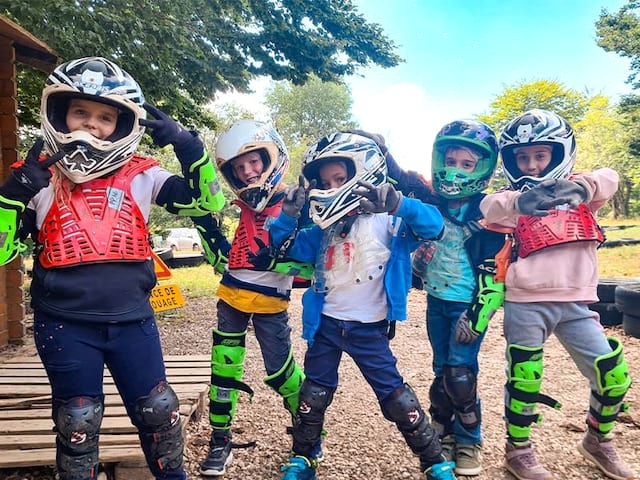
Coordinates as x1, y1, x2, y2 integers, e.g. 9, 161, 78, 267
200, 431, 233, 477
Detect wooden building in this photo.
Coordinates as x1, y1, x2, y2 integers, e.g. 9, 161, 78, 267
0, 16, 57, 347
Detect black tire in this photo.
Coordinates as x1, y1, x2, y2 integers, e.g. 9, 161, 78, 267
588, 302, 623, 326
622, 313, 640, 338
615, 284, 640, 315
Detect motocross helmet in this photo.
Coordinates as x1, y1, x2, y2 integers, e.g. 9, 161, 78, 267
215, 119, 289, 212
40, 56, 146, 183
302, 132, 387, 229
499, 109, 576, 190
432, 119, 498, 199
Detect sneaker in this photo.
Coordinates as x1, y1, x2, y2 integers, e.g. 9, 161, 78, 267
578, 431, 635, 480
200, 432, 233, 477
504, 442, 554, 480
440, 434, 456, 463
424, 460, 457, 480
455, 444, 482, 476
280, 455, 317, 480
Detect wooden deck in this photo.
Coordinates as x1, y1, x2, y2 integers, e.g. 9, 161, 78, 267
0, 354, 210, 474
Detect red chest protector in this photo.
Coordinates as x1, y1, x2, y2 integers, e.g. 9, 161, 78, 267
515, 203, 604, 258
38, 155, 158, 268
228, 200, 283, 269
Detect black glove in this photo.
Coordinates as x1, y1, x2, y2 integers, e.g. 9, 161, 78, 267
454, 310, 480, 344
247, 237, 277, 270
282, 175, 312, 218
550, 179, 588, 207
0, 139, 64, 204
516, 179, 560, 216
140, 102, 200, 151
343, 129, 388, 155
353, 180, 402, 214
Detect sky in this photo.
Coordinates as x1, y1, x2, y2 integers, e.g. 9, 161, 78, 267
214, 0, 633, 176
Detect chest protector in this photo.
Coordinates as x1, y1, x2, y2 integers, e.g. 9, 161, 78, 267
228, 200, 283, 269
515, 203, 604, 258
38, 156, 158, 268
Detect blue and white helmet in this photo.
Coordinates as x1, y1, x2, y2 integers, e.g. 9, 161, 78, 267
499, 109, 576, 191
302, 132, 387, 228
40, 56, 146, 183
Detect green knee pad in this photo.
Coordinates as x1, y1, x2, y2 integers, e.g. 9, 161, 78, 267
589, 337, 632, 435
264, 349, 305, 420
0, 196, 27, 266
505, 344, 561, 444
209, 329, 252, 430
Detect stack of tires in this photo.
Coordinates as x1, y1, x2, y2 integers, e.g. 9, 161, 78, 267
615, 283, 640, 338
590, 278, 640, 338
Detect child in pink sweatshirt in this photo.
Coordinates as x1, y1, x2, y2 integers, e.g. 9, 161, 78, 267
479, 109, 633, 480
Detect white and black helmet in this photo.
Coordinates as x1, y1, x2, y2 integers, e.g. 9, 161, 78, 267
499, 109, 576, 190
40, 56, 146, 183
215, 119, 289, 212
302, 132, 387, 229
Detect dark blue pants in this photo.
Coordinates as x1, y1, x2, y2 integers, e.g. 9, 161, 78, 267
304, 315, 403, 402
33, 311, 186, 480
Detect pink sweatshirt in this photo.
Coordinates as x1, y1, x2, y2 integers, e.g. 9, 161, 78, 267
479, 168, 619, 303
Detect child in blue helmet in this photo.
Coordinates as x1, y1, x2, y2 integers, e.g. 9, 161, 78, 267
267, 132, 456, 480
411, 119, 507, 477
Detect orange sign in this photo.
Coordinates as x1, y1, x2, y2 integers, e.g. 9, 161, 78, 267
151, 250, 172, 280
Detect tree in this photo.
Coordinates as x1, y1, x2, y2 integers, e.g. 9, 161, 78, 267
477, 79, 589, 133
4, 0, 401, 128
265, 75, 357, 179
596, 1, 640, 90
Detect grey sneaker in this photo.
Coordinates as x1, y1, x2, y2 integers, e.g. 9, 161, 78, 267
200, 431, 233, 477
504, 442, 554, 480
441, 434, 456, 463
578, 431, 635, 480
455, 443, 482, 476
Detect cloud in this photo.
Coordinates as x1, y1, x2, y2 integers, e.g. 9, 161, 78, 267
350, 81, 477, 177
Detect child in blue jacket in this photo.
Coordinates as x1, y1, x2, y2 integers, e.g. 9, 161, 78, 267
268, 132, 456, 480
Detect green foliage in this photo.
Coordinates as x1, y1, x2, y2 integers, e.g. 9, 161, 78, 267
4, 0, 400, 129
265, 76, 358, 147
477, 79, 589, 133
596, 1, 640, 89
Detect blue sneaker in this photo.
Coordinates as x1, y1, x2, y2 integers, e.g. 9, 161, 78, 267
424, 460, 457, 480
280, 455, 317, 480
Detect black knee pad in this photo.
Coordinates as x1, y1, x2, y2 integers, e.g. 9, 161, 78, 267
292, 380, 334, 456
53, 396, 103, 480
133, 382, 184, 475
428, 376, 454, 429
381, 384, 440, 459
443, 365, 480, 430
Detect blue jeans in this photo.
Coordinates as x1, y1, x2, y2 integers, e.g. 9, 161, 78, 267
426, 294, 485, 445
303, 315, 403, 402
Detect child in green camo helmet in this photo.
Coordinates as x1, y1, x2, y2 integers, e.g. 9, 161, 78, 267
412, 119, 508, 476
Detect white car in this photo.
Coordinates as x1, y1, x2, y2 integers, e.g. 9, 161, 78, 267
165, 228, 203, 252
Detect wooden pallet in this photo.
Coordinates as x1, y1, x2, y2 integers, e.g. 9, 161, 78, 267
0, 354, 210, 476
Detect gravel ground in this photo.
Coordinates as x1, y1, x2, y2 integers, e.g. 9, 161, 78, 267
1, 289, 639, 480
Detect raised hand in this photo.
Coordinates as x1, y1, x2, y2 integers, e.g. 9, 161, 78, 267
550, 179, 588, 207
353, 180, 402, 214
282, 175, 313, 218
0, 139, 64, 204
140, 102, 197, 149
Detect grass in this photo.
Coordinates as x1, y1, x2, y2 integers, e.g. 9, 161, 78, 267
165, 262, 220, 298
597, 219, 640, 278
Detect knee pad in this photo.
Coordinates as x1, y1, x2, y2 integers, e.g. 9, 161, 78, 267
292, 380, 334, 457
133, 382, 184, 476
381, 384, 439, 459
209, 329, 253, 429
264, 348, 305, 420
53, 396, 103, 480
588, 337, 632, 435
505, 344, 560, 444
428, 377, 454, 432
443, 365, 480, 430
